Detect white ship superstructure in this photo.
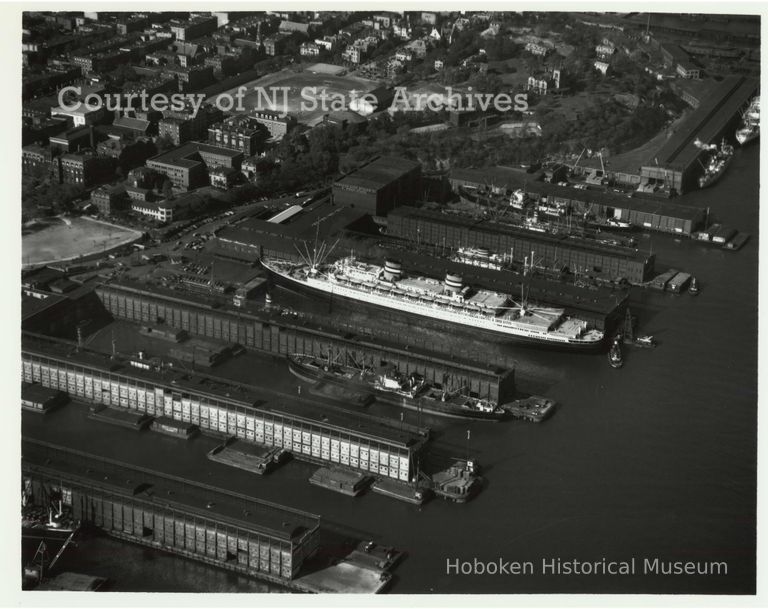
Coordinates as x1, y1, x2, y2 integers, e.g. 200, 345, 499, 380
263, 256, 604, 349
736, 95, 760, 146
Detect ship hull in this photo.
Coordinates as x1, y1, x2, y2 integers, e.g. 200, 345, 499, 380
736, 129, 759, 146
288, 356, 506, 421
699, 154, 734, 189
263, 261, 605, 352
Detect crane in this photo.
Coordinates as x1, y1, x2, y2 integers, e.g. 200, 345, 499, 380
570, 147, 586, 177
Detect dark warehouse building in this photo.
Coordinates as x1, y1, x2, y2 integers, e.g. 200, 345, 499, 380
387, 206, 656, 284
332, 156, 422, 216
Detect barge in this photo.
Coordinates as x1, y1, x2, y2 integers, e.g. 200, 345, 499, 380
207, 441, 289, 476
150, 416, 199, 440
371, 478, 430, 505
502, 396, 556, 422
309, 466, 373, 497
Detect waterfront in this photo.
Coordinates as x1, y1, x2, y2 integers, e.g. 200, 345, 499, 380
30, 143, 758, 594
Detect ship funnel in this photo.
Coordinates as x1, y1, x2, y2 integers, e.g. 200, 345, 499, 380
444, 273, 463, 294
383, 259, 402, 281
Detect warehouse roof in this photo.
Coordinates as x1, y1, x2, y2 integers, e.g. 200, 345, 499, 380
335, 156, 421, 192
22, 331, 420, 448
389, 205, 653, 261
449, 168, 704, 221
646, 76, 757, 169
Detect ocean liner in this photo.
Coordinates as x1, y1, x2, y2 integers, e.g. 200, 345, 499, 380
263, 252, 604, 350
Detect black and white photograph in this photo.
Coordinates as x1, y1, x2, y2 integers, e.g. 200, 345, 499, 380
10, 4, 763, 603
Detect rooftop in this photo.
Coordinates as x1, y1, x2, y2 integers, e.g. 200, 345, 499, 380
22, 436, 317, 542
335, 156, 421, 192
449, 167, 704, 221
22, 331, 419, 448
147, 141, 242, 166
647, 76, 758, 170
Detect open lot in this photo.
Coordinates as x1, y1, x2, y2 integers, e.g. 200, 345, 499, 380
212, 67, 380, 125
22, 216, 142, 269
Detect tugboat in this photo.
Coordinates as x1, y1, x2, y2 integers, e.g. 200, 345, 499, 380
608, 335, 624, 368
633, 335, 656, 348
697, 139, 735, 189
430, 459, 482, 503
689, 277, 700, 295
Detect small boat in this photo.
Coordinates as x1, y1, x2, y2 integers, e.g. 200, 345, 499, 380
689, 277, 699, 295
634, 335, 656, 348
608, 336, 624, 368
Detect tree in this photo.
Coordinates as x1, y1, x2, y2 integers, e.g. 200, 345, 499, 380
155, 135, 175, 152
162, 179, 174, 201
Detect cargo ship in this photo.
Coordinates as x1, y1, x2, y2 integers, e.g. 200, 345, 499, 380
264, 256, 604, 350
288, 353, 507, 421
697, 139, 734, 189
736, 96, 759, 145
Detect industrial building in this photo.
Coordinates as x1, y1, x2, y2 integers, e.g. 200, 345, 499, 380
23, 438, 320, 583
639, 75, 758, 194
448, 167, 706, 236
387, 206, 655, 284
333, 156, 422, 216
93, 280, 516, 404
22, 334, 424, 483
215, 198, 366, 262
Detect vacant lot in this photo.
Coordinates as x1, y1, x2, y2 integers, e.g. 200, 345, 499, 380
22, 216, 142, 268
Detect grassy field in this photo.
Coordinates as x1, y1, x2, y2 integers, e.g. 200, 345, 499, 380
22, 216, 142, 268
212, 67, 380, 125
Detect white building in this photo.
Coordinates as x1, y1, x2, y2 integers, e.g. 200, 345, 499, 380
594, 60, 610, 75
50, 105, 107, 127
131, 200, 176, 223
525, 41, 550, 57
300, 42, 320, 56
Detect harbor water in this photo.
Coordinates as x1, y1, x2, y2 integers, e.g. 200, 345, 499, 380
41, 144, 758, 594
